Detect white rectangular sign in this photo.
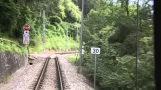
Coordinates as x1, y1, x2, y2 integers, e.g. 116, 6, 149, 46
24, 31, 29, 35
23, 34, 30, 44
91, 47, 100, 54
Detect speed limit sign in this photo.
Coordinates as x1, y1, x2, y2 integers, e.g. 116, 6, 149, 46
91, 47, 100, 90
91, 47, 100, 54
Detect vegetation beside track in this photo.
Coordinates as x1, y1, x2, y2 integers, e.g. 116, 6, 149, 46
0, 0, 80, 54
0, 0, 154, 90
65, 54, 79, 64
81, 0, 154, 90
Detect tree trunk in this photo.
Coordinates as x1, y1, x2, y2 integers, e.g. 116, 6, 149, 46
140, 18, 142, 32
125, 0, 129, 16
121, 0, 124, 8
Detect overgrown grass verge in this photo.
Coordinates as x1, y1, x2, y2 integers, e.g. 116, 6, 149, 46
65, 54, 79, 64
0, 38, 25, 55
0, 73, 12, 83
46, 35, 79, 51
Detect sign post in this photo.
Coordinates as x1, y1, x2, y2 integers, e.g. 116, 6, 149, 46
23, 31, 30, 44
23, 24, 30, 44
23, 24, 30, 31
42, 10, 46, 51
91, 47, 100, 90
66, 24, 68, 51
78, 0, 84, 74
23, 24, 30, 65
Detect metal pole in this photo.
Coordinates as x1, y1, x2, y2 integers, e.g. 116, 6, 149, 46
27, 46, 30, 57
78, 0, 84, 73
136, 0, 139, 90
94, 54, 97, 90
42, 10, 46, 51
66, 24, 68, 51
26, 45, 29, 65
76, 24, 78, 42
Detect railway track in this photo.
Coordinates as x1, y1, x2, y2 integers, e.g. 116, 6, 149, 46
56, 51, 79, 54
55, 56, 64, 90
33, 56, 64, 90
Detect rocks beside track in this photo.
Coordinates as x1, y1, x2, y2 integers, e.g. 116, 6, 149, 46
57, 55, 93, 90
0, 58, 44, 90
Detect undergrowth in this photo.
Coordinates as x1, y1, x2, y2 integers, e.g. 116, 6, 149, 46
0, 38, 25, 55
0, 73, 12, 83
65, 54, 79, 64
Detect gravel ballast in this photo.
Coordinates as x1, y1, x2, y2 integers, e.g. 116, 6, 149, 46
0, 59, 45, 90
57, 55, 94, 90
0, 53, 94, 90
39, 59, 58, 90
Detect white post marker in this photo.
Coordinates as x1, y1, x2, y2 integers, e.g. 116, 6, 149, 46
23, 34, 30, 44
91, 47, 100, 90
23, 24, 30, 45
23, 24, 30, 66
24, 31, 29, 35
91, 47, 100, 54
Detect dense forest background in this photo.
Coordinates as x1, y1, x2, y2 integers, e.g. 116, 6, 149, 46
0, 0, 81, 53
0, 0, 154, 90
80, 0, 154, 90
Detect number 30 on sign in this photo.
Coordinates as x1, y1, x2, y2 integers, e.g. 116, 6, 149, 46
91, 47, 100, 54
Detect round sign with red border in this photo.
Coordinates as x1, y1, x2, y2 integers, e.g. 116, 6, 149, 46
23, 24, 30, 31
42, 40, 46, 43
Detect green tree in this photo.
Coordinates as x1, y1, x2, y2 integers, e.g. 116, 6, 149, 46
83, 0, 154, 89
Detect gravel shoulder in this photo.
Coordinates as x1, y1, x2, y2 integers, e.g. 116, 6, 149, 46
0, 59, 45, 90
0, 53, 94, 90
57, 55, 94, 90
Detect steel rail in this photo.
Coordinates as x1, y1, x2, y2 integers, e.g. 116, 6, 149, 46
56, 52, 79, 54
33, 57, 50, 90
55, 56, 64, 90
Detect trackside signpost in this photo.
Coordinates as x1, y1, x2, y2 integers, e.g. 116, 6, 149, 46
91, 47, 100, 90
23, 31, 30, 44
23, 24, 30, 44
91, 47, 100, 54
23, 24, 30, 31
23, 24, 30, 65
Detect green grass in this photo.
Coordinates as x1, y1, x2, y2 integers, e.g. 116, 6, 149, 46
65, 54, 79, 64
0, 73, 12, 83
46, 35, 79, 51
0, 38, 25, 55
